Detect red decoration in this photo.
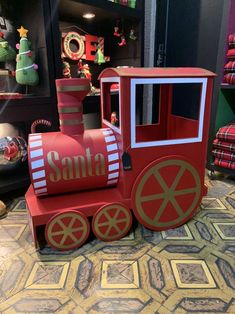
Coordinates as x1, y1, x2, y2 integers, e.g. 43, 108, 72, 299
25, 67, 215, 250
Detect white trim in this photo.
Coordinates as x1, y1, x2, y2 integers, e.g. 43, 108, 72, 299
33, 180, 47, 189
108, 152, 119, 162
108, 163, 119, 172
100, 77, 121, 135
29, 140, 42, 148
130, 77, 208, 148
108, 172, 119, 180
30, 148, 43, 159
106, 143, 118, 152
32, 170, 46, 180
107, 179, 118, 185
35, 188, 47, 195
102, 129, 113, 136
31, 159, 44, 170
104, 135, 116, 143
29, 134, 42, 140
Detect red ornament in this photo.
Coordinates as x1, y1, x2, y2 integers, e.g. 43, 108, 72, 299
118, 36, 126, 46
27, 51, 32, 57
114, 27, 121, 37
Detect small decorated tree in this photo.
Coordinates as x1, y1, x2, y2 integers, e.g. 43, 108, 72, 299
0, 31, 16, 64
15, 26, 39, 87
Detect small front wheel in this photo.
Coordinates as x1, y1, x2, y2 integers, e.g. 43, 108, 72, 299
92, 203, 132, 242
45, 210, 90, 251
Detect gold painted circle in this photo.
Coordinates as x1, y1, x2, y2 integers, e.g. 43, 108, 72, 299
92, 204, 132, 241
135, 159, 201, 229
46, 211, 89, 250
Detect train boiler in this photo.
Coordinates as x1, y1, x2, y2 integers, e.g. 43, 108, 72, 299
25, 67, 215, 251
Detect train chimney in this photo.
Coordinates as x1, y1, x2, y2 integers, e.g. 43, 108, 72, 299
56, 78, 90, 136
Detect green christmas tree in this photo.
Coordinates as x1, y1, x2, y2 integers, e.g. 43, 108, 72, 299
0, 31, 16, 63
15, 26, 39, 86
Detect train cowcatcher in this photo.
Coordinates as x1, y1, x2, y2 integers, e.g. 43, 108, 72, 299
25, 67, 215, 251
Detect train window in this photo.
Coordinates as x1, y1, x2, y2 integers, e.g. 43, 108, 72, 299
101, 78, 121, 134
130, 78, 208, 148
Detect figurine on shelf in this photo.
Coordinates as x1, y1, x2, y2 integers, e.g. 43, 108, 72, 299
0, 32, 16, 65
77, 60, 92, 80
94, 44, 106, 65
15, 26, 39, 87
111, 111, 119, 126
62, 60, 71, 78
77, 60, 97, 95
129, 29, 137, 40
118, 35, 126, 46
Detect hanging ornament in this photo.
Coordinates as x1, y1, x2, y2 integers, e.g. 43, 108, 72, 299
94, 44, 106, 65
129, 29, 137, 40
114, 26, 121, 37
118, 35, 126, 46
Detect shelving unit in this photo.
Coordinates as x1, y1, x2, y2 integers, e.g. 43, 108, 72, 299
0, 0, 144, 194
207, 0, 235, 176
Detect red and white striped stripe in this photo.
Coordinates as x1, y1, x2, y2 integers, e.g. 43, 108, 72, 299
28, 134, 48, 196
102, 128, 120, 186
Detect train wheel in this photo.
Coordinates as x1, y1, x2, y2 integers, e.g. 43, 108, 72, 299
45, 210, 90, 251
92, 203, 132, 241
132, 156, 202, 231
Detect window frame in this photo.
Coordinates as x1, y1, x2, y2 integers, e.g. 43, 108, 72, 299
130, 77, 208, 148
101, 77, 121, 135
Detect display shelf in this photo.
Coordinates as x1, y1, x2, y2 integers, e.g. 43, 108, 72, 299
59, 0, 141, 23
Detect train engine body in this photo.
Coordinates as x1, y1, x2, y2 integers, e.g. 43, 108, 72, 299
25, 67, 215, 251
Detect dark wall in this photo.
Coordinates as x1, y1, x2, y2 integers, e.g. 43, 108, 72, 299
165, 0, 225, 72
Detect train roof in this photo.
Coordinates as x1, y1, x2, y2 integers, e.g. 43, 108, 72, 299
99, 67, 216, 79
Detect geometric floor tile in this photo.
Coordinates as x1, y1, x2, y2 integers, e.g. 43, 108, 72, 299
101, 260, 139, 289
162, 225, 193, 240
25, 261, 69, 289
171, 260, 216, 288
213, 222, 235, 240
0, 175, 235, 314
0, 224, 26, 241
201, 198, 227, 210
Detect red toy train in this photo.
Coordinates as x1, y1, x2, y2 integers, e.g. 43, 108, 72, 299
25, 67, 215, 250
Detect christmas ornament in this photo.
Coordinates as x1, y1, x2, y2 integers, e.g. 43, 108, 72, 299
0, 32, 16, 63
111, 111, 119, 126
118, 35, 126, 46
129, 29, 137, 40
94, 44, 106, 65
114, 26, 121, 37
15, 26, 39, 86
62, 60, 71, 78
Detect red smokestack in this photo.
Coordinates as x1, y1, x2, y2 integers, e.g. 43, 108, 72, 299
56, 78, 90, 136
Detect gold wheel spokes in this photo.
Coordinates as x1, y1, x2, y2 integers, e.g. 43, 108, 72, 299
46, 211, 90, 250
92, 204, 132, 241
134, 158, 201, 229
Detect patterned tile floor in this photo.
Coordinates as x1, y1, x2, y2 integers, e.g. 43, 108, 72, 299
0, 173, 235, 313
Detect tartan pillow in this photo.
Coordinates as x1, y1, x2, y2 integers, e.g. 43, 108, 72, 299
214, 158, 235, 170
224, 61, 235, 73
213, 138, 235, 152
228, 34, 235, 48
212, 149, 235, 161
224, 73, 235, 84
227, 48, 235, 59
216, 123, 235, 142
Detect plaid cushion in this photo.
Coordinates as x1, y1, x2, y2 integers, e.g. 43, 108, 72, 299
224, 73, 235, 84
214, 158, 235, 170
228, 34, 235, 48
224, 61, 235, 73
213, 138, 235, 152
212, 149, 235, 161
216, 123, 235, 142
227, 48, 235, 59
